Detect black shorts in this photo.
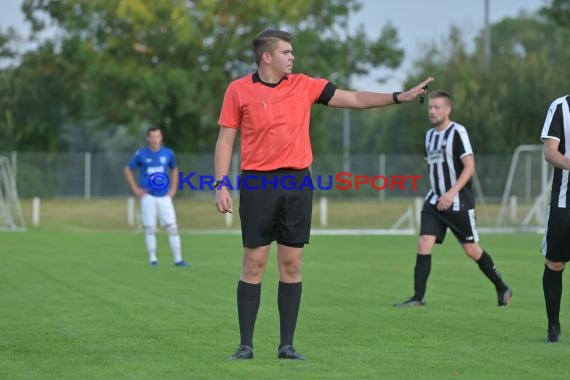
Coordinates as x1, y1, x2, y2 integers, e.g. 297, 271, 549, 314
541, 206, 570, 262
239, 168, 313, 248
419, 202, 479, 244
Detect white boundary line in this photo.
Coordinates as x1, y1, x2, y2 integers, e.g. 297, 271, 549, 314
180, 227, 544, 236
180, 229, 416, 235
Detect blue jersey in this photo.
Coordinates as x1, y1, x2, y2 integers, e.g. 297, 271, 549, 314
127, 146, 177, 196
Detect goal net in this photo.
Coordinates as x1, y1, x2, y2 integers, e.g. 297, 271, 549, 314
0, 156, 26, 231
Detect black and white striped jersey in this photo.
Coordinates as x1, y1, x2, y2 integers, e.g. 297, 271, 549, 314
424, 122, 475, 211
541, 95, 570, 209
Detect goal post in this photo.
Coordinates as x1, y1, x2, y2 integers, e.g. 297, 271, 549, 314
495, 144, 550, 230
0, 156, 26, 231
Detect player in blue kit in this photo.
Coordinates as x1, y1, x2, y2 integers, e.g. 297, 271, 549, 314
124, 126, 189, 267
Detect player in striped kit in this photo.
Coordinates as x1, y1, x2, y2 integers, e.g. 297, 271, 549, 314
540, 95, 570, 343
394, 91, 512, 308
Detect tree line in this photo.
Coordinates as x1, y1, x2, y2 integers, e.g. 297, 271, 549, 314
0, 0, 569, 155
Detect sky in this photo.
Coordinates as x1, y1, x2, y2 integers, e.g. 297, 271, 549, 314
348, 0, 548, 91
0, 0, 549, 91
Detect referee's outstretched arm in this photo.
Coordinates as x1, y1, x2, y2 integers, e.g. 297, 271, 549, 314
327, 77, 434, 109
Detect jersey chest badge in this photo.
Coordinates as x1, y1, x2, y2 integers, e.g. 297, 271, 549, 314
427, 149, 445, 164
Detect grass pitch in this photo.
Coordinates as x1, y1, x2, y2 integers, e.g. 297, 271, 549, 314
1, 231, 568, 379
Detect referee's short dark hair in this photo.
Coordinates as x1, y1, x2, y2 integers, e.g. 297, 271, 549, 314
429, 90, 453, 106
252, 29, 293, 66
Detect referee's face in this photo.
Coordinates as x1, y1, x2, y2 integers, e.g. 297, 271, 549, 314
428, 97, 451, 127
269, 40, 295, 75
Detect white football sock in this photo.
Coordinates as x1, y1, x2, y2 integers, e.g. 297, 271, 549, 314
167, 225, 183, 263
144, 227, 157, 262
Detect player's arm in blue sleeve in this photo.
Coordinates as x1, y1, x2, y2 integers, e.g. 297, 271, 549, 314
127, 149, 141, 170
124, 150, 146, 197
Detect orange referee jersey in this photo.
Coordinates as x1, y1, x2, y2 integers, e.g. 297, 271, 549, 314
218, 73, 329, 171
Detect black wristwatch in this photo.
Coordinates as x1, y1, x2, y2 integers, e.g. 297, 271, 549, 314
213, 179, 223, 189
392, 91, 402, 104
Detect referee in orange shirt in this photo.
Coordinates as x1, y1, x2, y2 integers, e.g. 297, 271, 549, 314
214, 28, 433, 360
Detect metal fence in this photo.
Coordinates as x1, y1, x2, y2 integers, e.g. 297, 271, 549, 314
0, 149, 550, 203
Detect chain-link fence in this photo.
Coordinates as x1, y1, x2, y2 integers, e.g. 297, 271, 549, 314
0, 148, 551, 230
0, 150, 549, 200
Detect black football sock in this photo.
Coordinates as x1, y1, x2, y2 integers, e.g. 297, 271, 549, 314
278, 281, 302, 348
237, 280, 261, 348
543, 265, 563, 329
476, 251, 508, 292
413, 254, 431, 300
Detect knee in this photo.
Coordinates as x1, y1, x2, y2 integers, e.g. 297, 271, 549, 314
243, 258, 266, 278
546, 260, 566, 272
417, 236, 435, 253
463, 245, 482, 259
166, 224, 178, 236
280, 257, 302, 277
144, 226, 156, 235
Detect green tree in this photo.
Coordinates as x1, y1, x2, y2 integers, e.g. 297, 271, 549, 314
540, 0, 570, 26
5, 0, 403, 152
359, 10, 570, 155
0, 27, 19, 150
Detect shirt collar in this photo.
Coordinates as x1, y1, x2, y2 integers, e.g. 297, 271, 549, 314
252, 71, 288, 87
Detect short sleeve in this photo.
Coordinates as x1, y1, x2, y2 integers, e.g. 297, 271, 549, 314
317, 82, 337, 105
299, 75, 330, 104
541, 101, 563, 142
127, 150, 141, 169
218, 82, 241, 129
454, 127, 473, 159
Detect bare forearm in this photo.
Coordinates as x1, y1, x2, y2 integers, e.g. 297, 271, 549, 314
213, 128, 236, 213
328, 77, 434, 109
170, 168, 179, 192
334, 91, 393, 109
450, 165, 474, 194
545, 149, 570, 171
351, 91, 394, 109
124, 167, 138, 192
215, 139, 233, 180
